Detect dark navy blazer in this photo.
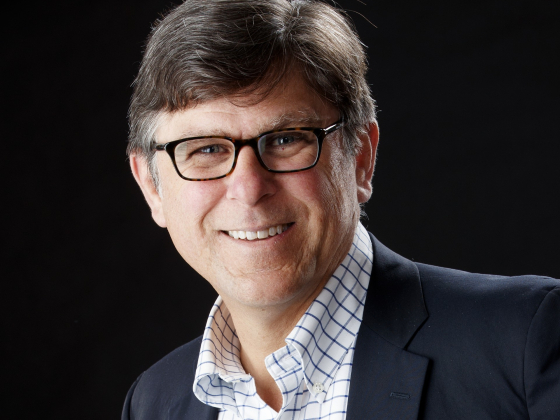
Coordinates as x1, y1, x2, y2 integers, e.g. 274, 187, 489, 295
123, 234, 560, 419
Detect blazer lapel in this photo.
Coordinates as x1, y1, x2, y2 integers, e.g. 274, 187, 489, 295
346, 233, 430, 419
346, 322, 429, 420
365, 233, 429, 349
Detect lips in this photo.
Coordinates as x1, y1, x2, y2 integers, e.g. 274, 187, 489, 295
227, 224, 289, 240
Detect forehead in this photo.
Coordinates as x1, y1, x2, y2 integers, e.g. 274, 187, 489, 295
155, 74, 339, 142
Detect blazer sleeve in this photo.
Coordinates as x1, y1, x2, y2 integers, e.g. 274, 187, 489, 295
524, 286, 560, 419
121, 373, 144, 420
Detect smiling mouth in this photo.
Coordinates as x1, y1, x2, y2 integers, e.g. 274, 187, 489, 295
226, 223, 291, 240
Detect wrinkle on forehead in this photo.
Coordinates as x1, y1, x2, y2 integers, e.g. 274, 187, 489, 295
156, 73, 337, 141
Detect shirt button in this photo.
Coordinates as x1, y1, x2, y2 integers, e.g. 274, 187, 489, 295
312, 382, 324, 393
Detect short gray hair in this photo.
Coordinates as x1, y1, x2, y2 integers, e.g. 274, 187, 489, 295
128, 0, 376, 184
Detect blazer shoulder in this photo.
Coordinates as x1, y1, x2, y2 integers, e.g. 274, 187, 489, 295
415, 262, 559, 303
123, 336, 212, 420
137, 335, 202, 397
413, 262, 559, 347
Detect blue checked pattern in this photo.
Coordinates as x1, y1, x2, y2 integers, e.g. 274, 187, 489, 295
194, 223, 373, 420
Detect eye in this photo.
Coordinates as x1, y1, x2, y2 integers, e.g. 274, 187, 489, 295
196, 144, 226, 154
271, 135, 296, 146
265, 133, 308, 149
175, 139, 233, 162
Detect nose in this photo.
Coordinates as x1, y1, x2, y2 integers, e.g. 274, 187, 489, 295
225, 145, 277, 206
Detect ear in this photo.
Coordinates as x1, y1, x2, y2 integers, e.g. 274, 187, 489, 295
129, 154, 167, 227
355, 122, 379, 204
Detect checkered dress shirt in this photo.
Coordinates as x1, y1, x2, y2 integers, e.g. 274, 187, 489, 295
194, 223, 373, 420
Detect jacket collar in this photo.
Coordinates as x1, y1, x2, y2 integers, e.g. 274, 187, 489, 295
363, 232, 428, 348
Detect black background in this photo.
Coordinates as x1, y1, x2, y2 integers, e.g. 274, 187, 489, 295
4, 0, 559, 418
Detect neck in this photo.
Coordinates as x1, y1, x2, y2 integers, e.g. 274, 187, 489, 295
222, 278, 328, 412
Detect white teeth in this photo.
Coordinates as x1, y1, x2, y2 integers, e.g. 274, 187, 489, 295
227, 224, 288, 241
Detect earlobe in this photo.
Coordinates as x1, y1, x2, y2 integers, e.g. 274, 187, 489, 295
129, 154, 167, 227
355, 122, 379, 204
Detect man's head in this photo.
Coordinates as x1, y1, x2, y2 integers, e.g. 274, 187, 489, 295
128, 0, 376, 186
129, 0, 379, 315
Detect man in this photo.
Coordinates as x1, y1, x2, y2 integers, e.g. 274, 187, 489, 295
123, 1, 560, 419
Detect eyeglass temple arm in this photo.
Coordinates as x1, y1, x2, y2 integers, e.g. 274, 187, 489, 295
324, 118, 345, 134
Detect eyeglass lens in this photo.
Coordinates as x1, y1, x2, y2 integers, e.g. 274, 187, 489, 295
173, 130, 319, 179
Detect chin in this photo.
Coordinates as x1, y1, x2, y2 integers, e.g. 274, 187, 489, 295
220, 269, 315, 309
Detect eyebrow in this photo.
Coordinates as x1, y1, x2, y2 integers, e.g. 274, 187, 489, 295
177, 109, 325, 139
264, 110, 324, 132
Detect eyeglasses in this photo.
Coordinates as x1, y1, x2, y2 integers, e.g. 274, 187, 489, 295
152, 119, 344, 181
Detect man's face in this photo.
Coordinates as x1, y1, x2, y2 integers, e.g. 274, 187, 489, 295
132, 74, 376, 314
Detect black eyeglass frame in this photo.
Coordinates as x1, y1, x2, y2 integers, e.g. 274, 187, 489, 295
151, 119, 344, 181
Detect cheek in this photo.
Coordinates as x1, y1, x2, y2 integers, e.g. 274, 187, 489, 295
319, 152, 358, 215
162, 180, 226, 252
311, 156, 359, 262
157, 154, 224, 222
286, 168, 351, 253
